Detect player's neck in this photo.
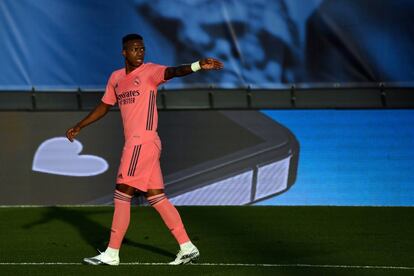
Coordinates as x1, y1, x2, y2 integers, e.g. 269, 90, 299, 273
125, 63, 143, 75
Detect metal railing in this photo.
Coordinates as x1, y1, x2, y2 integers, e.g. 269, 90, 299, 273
0, 86, 413, 111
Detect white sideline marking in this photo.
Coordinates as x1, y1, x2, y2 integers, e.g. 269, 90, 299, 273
0, 262, 413, 270
1, 205, 413, 208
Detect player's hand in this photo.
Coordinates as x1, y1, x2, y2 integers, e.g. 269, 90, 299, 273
66, 126, 81, 142
199, 58, 224, 70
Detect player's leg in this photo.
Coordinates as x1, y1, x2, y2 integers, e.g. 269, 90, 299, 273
108, 184, 135, 249
83, 184, 135, 266
146, 189, 200, 265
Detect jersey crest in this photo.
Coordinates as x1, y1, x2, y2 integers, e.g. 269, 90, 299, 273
134, 77, 140, 86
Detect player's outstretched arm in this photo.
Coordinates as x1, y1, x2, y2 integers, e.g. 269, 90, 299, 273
65, 101, 111, 142
164, 58, 223, 80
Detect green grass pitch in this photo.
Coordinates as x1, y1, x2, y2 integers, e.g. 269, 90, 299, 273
0, 206, 413, 275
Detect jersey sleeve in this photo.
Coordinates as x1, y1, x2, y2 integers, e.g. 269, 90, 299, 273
101, 72, 117, 105
149, 63, 168, 86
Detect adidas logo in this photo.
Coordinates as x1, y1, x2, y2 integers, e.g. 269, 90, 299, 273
180, 252, 198, 260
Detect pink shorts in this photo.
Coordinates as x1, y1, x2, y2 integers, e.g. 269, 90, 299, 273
116, 139, 164, 192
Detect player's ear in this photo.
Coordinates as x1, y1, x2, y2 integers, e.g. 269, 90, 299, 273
122, 49, 126, 58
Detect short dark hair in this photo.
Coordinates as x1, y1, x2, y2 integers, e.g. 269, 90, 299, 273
122, 34, 143, 48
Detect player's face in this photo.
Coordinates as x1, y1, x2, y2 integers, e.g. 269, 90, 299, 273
123, 40, 145, 67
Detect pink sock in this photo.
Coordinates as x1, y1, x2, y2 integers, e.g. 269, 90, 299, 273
148, 194, 190, 245
108, 190, 133, 249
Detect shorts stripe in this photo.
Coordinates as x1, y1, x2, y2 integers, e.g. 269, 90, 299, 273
127, 146, 138, 176
128, 145, 141, 176
131, 145, 142, 176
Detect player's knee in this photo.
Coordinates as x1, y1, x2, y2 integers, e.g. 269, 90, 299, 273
115, 184, 136, 196
146, 189, 164, 198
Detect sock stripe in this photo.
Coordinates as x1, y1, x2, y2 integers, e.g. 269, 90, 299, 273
115, 190, 132, 198
149, 197, 166, 206
114, 195, 131, 202
148, 194, 166, 206
114, 191, 132, 202
147, 193, 165, 200
114, 192, 132, 197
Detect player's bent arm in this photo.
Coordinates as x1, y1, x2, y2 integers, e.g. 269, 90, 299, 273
164, 65, 193, 80
65, 101, 111, 142
164, 58, 224, 80
76, 101, 112, 129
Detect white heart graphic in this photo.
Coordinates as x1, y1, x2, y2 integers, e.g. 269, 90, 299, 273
32, 137, 109, 177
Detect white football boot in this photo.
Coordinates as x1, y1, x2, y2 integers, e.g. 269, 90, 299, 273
83, 250, 120, 266
169, 245, 200, 265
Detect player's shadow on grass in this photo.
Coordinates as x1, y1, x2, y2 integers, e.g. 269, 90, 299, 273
184, 207, 326, 263
23, 206, 174, 258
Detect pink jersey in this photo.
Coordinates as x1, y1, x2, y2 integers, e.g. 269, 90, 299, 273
102, 63, 167, 144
